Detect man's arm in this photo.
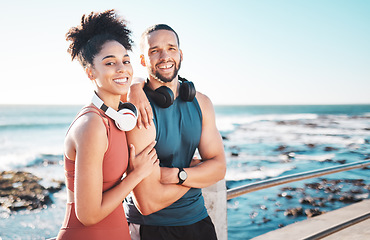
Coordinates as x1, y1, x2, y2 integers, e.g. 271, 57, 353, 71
125, 77, 153, 129
160, 91, 226, 188
126, 123, 190, 216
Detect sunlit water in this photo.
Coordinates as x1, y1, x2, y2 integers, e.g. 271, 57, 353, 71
1, 104, 369, 239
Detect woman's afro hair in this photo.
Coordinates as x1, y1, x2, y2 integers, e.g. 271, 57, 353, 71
66, 9, 133, 67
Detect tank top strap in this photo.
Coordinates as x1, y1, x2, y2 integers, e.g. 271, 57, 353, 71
66, 106, 110, 136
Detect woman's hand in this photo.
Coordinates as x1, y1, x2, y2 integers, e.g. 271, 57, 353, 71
127, 141, 158, 180
127, 77, 153, 129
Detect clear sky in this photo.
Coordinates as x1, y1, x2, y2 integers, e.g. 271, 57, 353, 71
1, 0, 369, 105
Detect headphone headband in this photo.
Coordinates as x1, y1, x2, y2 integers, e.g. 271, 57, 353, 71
144, 76, 196, 108
91, 92, 138, 131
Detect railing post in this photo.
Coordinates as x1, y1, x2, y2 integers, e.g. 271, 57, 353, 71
203, 179, 228, 240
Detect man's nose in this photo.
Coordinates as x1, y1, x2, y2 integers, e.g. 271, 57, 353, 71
159, 50, 171, 61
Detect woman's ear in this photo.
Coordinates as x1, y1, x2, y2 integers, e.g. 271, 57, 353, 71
140, 54, 146, 67
85, 67, 95, 80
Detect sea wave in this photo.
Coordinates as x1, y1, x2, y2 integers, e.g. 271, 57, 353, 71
0, 152, 63, 171
225, 164, 296, 181
0, 122, 69, 130
216, 113, 319, 132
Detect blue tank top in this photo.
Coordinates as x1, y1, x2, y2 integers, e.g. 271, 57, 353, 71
124, 90, 209, 226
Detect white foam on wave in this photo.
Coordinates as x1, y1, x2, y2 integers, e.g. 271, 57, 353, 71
279, 153, 336, 162
0, 148, 63, 171
216, 113, 319, 132
225, 115, 370, 147
0, 153, 38, 171
225, 164, 295, 181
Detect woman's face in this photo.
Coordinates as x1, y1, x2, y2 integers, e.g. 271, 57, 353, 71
89, 40, 133, 98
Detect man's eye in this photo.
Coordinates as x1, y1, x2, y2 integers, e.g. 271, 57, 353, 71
123, 60, 131, 64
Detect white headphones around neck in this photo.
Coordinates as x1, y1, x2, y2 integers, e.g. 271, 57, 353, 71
91, 92, 138, 131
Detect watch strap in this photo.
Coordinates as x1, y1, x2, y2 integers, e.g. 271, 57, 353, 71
177, 168, 186, 185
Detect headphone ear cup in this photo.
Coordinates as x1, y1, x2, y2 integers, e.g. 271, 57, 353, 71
115, 103, 138, 131
180, 81, 196, 102
153, 86, 174, 108
119, 102, 138, 116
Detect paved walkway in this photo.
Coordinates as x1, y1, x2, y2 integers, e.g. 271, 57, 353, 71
252, 199, 370, 240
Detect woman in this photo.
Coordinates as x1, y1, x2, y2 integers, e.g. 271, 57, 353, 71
57, 10, 158, 239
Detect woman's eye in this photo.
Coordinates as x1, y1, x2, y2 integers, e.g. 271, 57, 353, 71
106, 62, 114, 66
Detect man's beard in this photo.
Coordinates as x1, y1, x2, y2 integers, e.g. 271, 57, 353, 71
151, 60, 182, 83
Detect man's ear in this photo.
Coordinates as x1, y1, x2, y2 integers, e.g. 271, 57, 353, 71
180, 49, 183, 62
140, 54, 146, 67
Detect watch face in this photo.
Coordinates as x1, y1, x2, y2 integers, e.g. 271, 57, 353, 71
179, 171, 187, 180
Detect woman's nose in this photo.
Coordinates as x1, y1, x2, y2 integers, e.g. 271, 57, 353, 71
116, 62, 125, 73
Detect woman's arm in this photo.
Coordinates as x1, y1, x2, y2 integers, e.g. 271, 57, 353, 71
70, 113, 158, 226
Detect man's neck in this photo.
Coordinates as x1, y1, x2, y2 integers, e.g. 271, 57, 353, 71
148, 75, 180, 98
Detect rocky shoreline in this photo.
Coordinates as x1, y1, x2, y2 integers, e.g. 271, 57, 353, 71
0, 170, 64, 212
2, 169, 369, 220
279, 178, 370, 218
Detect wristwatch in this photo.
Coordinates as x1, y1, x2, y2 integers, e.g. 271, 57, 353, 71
177, 168, 187, 185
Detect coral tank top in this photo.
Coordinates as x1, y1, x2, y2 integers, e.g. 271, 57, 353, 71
57, 106, 130, 240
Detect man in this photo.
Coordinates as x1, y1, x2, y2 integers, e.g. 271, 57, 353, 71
124, 24, 226, 240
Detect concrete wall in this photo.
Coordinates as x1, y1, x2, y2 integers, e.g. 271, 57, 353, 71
203, 179, 228, 240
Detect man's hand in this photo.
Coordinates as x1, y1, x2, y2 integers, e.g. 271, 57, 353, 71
127, 77, 154, 129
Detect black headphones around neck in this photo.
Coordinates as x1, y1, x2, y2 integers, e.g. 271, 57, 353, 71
144, 76, 196, 108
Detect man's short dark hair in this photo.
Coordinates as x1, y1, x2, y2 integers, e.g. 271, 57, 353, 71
140, 24, 180, 52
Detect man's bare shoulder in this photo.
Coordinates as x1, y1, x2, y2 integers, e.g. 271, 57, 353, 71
195, 91, 216, 121
196, 91, 214, 108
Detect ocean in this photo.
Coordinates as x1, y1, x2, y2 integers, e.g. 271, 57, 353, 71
0, 104, 369, 239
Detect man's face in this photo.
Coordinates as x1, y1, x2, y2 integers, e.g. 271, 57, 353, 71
142, 29, 182, 83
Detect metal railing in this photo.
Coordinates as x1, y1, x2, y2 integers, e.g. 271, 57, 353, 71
227, 159, 370, 200
226, 159, 370, 239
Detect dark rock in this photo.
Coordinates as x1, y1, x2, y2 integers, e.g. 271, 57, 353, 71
230, 146, 240, 157
277, 192, 294, 199
305, 182, 323, 190
276, 145, 287, 151
324, 185, 341, 194
231, 152, 239, 157
306, 143, 316, 148
0, 171, 63, 212
284, 207, 304, 217
324, 146, 338, 152
338, 193, 361, 203
299, 196, 315, 205
305, 123, 318, 128
305, 208, 324, 217
346, 179, 365, 186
